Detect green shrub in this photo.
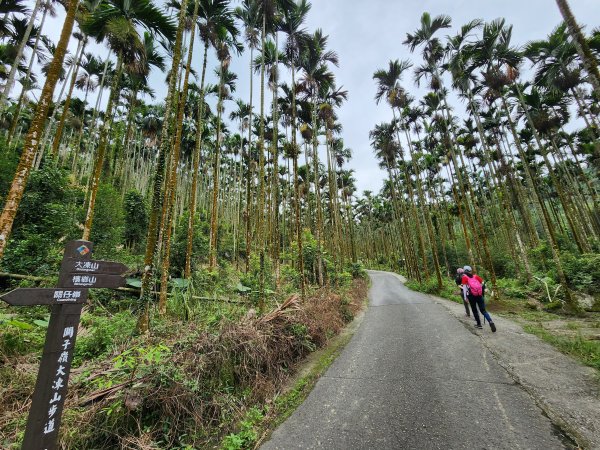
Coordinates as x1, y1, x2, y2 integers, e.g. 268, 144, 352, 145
333, 271, 353, 288
0, 137, 20, 200
0, 313, 47, 356
497, 278, 530, 299
123, 190, 148, 252
90, 183, 124, 256
280, 263, 301, 289
562, 252, 600, 294
74, 311, 136, 364
239, 254, 275, 303
348, 261, 367, 279
170, 210, 210, 274
222, 407, 264, 450
2, 163, 82, 274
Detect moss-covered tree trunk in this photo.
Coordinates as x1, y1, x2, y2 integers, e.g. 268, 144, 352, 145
137, 0, 188, 334
159, 0, 198, 312
184, 42, 209, 279
0, 0, 78, 260
82, 54, 124, 240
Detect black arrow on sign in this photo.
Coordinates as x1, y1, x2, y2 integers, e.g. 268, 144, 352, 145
58, 273, 126, 289
1, 288, 88, 306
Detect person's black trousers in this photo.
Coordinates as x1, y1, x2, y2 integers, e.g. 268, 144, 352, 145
468, 295, 492, 326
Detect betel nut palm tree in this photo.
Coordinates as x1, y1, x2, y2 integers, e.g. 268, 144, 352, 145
185, 0, 239, 278
0, 0, 79, 260
81, 0, 175, 241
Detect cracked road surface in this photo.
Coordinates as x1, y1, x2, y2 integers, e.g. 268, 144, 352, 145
261, 271, 572, 449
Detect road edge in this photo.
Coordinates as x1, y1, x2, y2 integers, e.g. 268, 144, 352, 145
401, 278, 600, 450
255, 291, 370, 448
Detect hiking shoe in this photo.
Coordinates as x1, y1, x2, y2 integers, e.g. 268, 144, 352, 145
490, 322, 496, 333
475, 324, 483, 329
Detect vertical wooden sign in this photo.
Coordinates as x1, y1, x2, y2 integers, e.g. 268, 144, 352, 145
21, 240, 92, 450
0, 240, 129, 450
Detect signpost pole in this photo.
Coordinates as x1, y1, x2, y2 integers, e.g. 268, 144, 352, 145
21, 301, 86, 450
0, 240, 129, 450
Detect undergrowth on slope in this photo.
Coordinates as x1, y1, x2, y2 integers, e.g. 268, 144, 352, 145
0, 274, 368, 449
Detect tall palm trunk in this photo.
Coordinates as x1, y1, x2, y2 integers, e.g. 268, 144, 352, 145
6, 1, 49, 145
271, 32, 281, 271
185, 42, 209, 279
82, 54, 124, 240
0, 0, 43, 109
244, 45, 254, 273
514, 85, 591, 253
137, 0, 188, 334
402, 123, 442, 288
209, 64, 226, 270
160, 0, 199, 311
257, 13, 267, 311
290, 59, 305, 296
325, 132, 342, 267
310, 97, 324, 285
0, 0, 78, 260
555, 0, 600, 96
51, 39, 86, 158
500, 96, 578, 312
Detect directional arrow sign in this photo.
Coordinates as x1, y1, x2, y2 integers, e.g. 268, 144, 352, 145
58, 273, 126, 289
1, 288, 88, 306
62, 259, 129, 275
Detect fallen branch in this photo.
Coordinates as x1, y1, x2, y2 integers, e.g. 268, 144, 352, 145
0, 272, 52, 282
533, 276, 563, 304
259, 294, 300, 323
79, 376, 149, 407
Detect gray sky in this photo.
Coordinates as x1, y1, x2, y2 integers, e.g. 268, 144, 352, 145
299, 0, 599, 194
24, 0, 600, 195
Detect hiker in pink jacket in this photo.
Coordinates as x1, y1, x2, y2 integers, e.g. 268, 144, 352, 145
461, 266, 496, 332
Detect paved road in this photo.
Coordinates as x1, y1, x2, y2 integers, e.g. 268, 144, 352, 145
262, 271, 573, 449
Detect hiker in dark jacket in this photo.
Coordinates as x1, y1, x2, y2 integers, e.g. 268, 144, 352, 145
455, 268, 470, 317
461, 266, 496, 332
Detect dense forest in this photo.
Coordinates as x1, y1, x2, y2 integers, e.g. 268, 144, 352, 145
363, 9, 600, 311
0, 0, 598, 447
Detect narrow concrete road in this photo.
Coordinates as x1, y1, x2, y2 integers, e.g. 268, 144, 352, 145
262, 271, 573, 449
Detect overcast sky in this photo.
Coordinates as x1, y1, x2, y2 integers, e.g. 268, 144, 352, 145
27, 0, 600, 195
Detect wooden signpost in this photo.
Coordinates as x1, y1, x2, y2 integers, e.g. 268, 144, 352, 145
0, 240, 129, 450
